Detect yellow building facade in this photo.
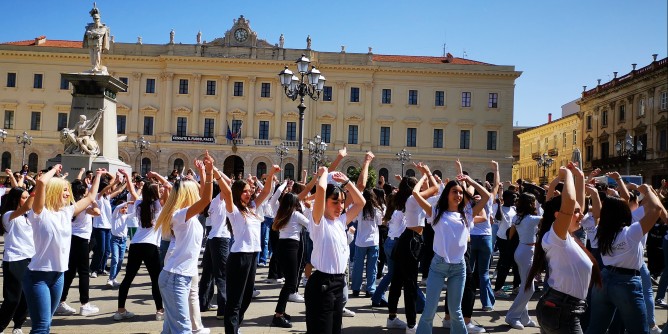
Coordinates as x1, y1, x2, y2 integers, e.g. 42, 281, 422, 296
0, 16, 521, 182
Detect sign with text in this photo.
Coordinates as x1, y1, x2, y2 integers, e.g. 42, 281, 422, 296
171, 135, 215, 143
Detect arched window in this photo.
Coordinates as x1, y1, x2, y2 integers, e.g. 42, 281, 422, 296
141, 158, 151, 176
485, 172, 494, 185
28, 153, 38, 173
256, 162, 267, 178
1, 152, 11, 170
405, 169, 416, 177
346, 166, 357, 177
379, 168, 389, 183
173, 158, 184, 173
433, 170, 443, 179
284, 163, 295, 180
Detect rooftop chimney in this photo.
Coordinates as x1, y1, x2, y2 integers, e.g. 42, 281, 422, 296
548, 113, 552, 123
597, 79, 601, 85
34, 36, 46, 45
652, 54, 658, 61
583, 85, 587, 92
632, 63, 637, 70
613, 72, 618, 79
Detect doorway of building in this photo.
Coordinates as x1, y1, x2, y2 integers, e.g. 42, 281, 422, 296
223, 155, 244, 180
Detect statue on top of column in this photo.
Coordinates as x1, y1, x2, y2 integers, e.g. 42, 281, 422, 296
82, 3, 110, 74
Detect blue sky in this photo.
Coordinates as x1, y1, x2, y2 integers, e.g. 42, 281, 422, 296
1, 0, 666, 127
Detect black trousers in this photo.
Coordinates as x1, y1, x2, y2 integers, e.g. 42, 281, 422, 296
199, 237, 230, 316
304, 271, 346, 334
275, 239, 302, 313
377, 225, 388, 279
198, 237, 214, 309
494, 237, 520, 291
224, 252, 258, 334
0, 258, 30, 331
536, 288, 586, 334
117, 243, 163, 310
388, 229, 421, 327
420, 224, 435, 278
267, 229, 283, 279
61, 235, 90, 303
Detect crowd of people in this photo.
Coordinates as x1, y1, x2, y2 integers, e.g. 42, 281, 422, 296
0, 148, 668, 334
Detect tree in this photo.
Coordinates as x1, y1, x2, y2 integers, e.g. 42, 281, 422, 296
346, 165, 378, 189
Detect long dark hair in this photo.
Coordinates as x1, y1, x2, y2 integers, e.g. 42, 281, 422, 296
383, 193, 397, 223
272, 192, 302, 231
361, 188, 381, 220
433, 180, 468, 226
514, 192, 537, 226
525, 195, 602, 291
138, 181, 160, 228
0, 187, 27, 235
596, 196, 632, 256
393, 176, 417, 212
71, 179, 88, 202
373, 187, 386, 208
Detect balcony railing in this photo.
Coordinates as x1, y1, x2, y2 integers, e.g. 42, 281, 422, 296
548, 148, 558, 157
590, 151, 646, 169
254, 139, 271, 146
226, 139, 244, 145
283, 140, 299, 147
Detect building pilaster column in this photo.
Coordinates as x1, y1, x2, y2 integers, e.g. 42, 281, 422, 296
335, 81, 346, 145
245, 76, 256, 141
161, 72, 174, 135
131, 72, 142, 134
218, 75, 229, 142
363, 82, 374, 148
192, 73, 202, 135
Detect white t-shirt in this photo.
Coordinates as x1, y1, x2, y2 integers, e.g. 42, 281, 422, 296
404, 196, 426, 228
130, 200, 162, 246
580, 212, 598, 248
309, 213, 349, 274
430, 208, 470, 264
387, 210, 406, 239
354, 208, 383, 247
278, 211, 309, 241
2, 211, 35, 262
228, 204, 262, 253
28, 205, 75, 272
543, 226, 593, 300
71, 209, 93, 239
471, 197, 493, 236
163, 208, 203, 276
125, 193, 139, 228
110, 203, 132, 238
207, 195, 231, 239
514, 214, 541, 244
494, 206, 516, 240
92, 196, 112, 229
601, 222, 644, 270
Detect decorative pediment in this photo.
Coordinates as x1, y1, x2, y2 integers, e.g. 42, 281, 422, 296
255, 109, 274, 118
201, 107, 219, 115
282, 110, 298, 119
456, 119, 476, 127
116, 103, 130, 112
376, 116, 395, 125
317, 111, 337, 121
345, 113, 364, 122
615, 127, 627, 137
174, 106, 192, 114
429, 118, 449, 126
483, 120, 502, 129
634, 121, 647, 134
0, 101, 18, 109
584, 134, 594, 145
402, 117, 422, 125
54, 104, 71, 112
598, 130, 609, 141
655, 115, 667, 128
27, 102, 45, 110
141, 105, 159, 114
228, 109, 247, 118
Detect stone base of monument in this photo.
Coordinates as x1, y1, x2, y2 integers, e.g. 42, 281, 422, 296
60, 154, 130, 182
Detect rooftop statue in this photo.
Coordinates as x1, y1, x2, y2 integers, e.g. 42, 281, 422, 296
82, 3, 110, 74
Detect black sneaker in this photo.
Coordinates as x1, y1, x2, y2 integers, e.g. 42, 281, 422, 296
365, 292, 372, 298
283, 313, 291, 321
272, 315, 292, 328
352, 290, 360, 297
372, 299, 388, 307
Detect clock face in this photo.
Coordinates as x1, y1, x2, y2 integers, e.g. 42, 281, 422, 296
234, 28, 248, 42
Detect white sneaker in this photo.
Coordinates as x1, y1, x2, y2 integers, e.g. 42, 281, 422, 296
288, 292, 305, 303
113, 279, 120, 287
113, 310, 135, 321
387, 317, 407, 329
193, 328, 211, 334
156, 310, 164, 321
55, 302, 77, 315
406, 325, 416, 334
252, 290, 261, 298
106, 280, 114, 288
442, 318, 451, 328
342, 308, 355, 317
12, 329, 24, 334
79, 303, 99, 316
506, 320, 524, 330
524, 319, 537, 327
466, 322, 486, 333
90, 272, 97, 278
650, 326, 662, 334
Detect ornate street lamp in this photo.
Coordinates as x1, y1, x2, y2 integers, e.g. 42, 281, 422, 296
275, 142, 289, 180
133, 136, 150, 176
16, 131, 32, 166
278, 54, 326, 181
307, 135, 328, 174
0, 129, 7, 142
536, 152, 554, 184
396, 148, 411, 176
615, 133, 643, 175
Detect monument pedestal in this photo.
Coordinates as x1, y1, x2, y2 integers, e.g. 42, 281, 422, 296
61, 154, 129, 181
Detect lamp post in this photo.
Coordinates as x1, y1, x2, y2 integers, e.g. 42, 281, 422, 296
278, 54, 326, 181
307, 135, 328, 174
396, 148, 411, 176
133, 136, 150, 176
0, 129, 7, 142
536, 152, 554, 184
16, 131, 32, 166
275, 142, 289, 180
615, 133, 643, 175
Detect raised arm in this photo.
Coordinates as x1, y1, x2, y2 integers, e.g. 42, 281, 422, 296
638, 184, 663, 234
5, 169, 18, 188
416, 162, 439, 198
254, 165, 279, 206
32, 165, 61, 214
412, 173, 434, 217
568, 162, 585, 210
585, 184, 601, 225
356, 151, 374, 191
607, 172, 630, 202
97, 172, 116, 200
119, 169, 139, 200
74, 169, 103, 216
491, 160, 501, 197
331, 171, 365, 224
298, 172, 318, 201
553, 167, 576, 240
186, 151, 215, 221
108, 172, 127, 199
9, 191, 35, 221
458, 174, 490, 217
311, 167, 328, 225
217, 166, 234, 214
328, 146, 347, 171
75, 167, 85, 181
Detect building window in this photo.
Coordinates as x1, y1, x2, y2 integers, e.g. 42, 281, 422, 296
116, 115, 126, 134
231, 120, 242, 136
146, 78, 156, 93
28, 153, 38, 173
176, 117, 187, 136
563, 133, 567, 148
619, 104, 626, 122
601, 110, 608, 126
586, 145, 593, 163
206, 80, 216, 95
380, 127, 390, 146
284, 163, 295, 180
435, 91, 445, 106
141, 158, 151, 176
6, 73, 16, 87
261, 83, 271, 98
573, 130, 577, 145
60, 77, 69, 90
1, 152, 11, 170
204, 118, 215, 137
4, 110, 14, 129
433, 129, 443, 148
350, 87, 360, 102
256, 162, 267, 178
119, 77, 128, 92
286, 122, 296, 141
661, 91, 668, 111
178, 79, 188, 94
323, 86, 333, 101
659, 128, 667, 152
348, 125, 359, 144
586, 115, 592, 130
258, 121, 269, 140
173, 158, 184, 172
33, 74, 43, 89
408, 90, 418, 105
379, 168, 389, 182
638, 98, 645, 116
57, 113, 68, 131
143, 116, 154, 135
461, 92, 471, 107
381, 89, 392, 104
405, 169, 416, 177
601, 142, 610, 159
406, 128, 417, 147
488, 93, 498, 108
460, 130, 471, 149
30, 112, 41, 131
233, 81, 244, 96
321, 124, 331, 143
487, 131, 497, 150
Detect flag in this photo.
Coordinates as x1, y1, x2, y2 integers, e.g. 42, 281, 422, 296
226, 121, 234, 141
235, 121, 243, 139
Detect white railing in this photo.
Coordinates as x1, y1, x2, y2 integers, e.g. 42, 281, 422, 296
284, 140, 299, 147
254, 139, 271, 146
226, 139, 244, 145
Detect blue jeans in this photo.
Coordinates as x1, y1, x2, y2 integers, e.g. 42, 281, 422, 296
372, 238, 396, 304
491, 223, 499, 251
258, 217, 272, 264
416, 255, 466, 334
586, 268, 648, 334
91, 227, 111, 273
352, 245, 379, 294
159, 239, 171, 268
22, 270, 64, 334
470, 234, 495, 308
159, 270, 192, 334
109, 236, 127, 280
640, 263, 656, 327
656, 237, 668, 301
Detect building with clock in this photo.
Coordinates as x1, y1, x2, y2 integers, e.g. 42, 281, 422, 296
0, 15, 521, 183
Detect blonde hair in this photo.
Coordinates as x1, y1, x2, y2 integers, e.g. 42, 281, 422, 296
154, 180, 200, 238
45, 177, 74, 211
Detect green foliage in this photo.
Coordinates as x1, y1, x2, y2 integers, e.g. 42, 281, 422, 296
346, 165, 378, 189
